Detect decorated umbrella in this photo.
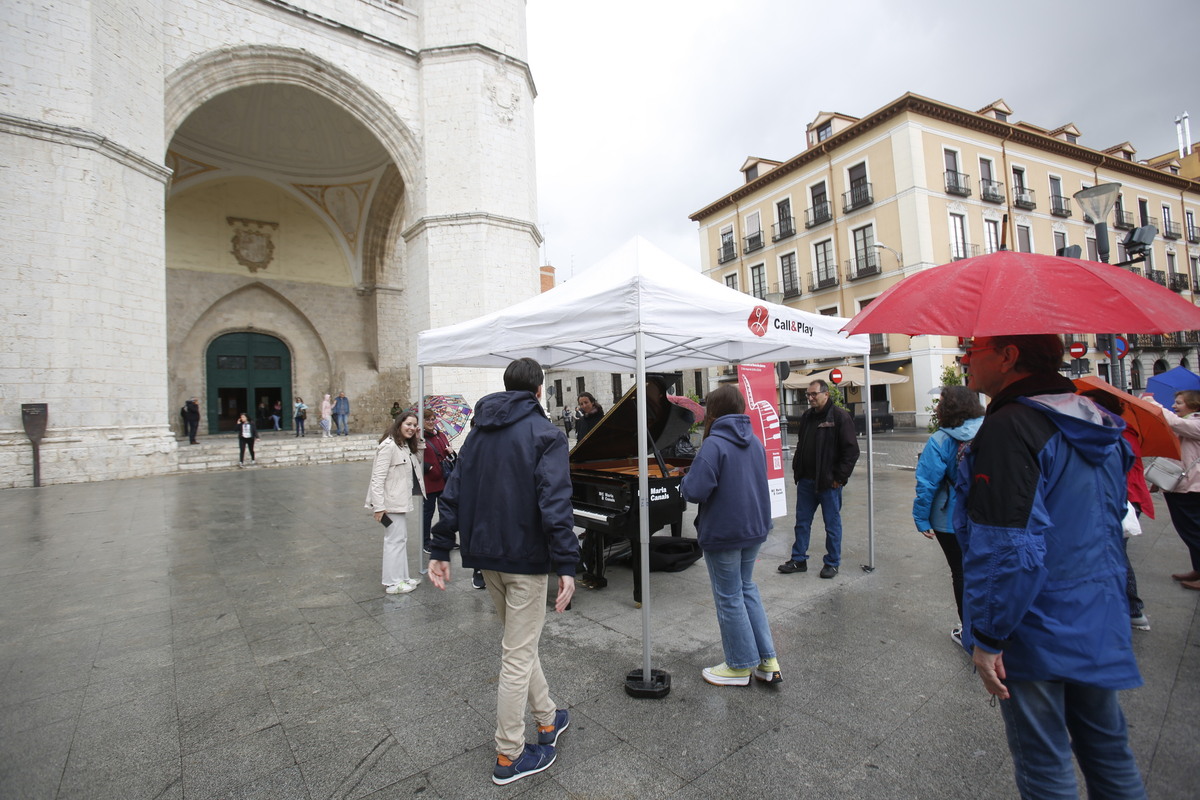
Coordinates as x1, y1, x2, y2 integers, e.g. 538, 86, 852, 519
1073, 376, 1181, 459
667, 394, 704, 423
407, 394, 473, 438
843, 251, 1200, 337
1144, 365, 1200, 404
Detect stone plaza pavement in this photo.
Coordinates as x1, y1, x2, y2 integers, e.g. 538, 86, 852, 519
2, 433, 1197, 799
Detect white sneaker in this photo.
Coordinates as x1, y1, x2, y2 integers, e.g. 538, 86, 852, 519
404, 578, 421, 589
385, 582, 416, 595
950, 626, 963, 647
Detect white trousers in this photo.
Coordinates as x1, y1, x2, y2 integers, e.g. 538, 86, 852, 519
382, 513, 413, 586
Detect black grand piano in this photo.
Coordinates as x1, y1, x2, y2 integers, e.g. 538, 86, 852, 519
569, 378, 695, 602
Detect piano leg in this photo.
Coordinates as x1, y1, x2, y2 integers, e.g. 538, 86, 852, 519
579, 531, 609, 589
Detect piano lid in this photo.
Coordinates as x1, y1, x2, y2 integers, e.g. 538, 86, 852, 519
570, 382, 695, 463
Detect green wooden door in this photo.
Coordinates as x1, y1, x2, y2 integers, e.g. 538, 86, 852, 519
206, 333, 291, 433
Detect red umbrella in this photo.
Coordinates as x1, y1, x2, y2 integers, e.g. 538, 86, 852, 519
843, 251, 1200, 337
1072, 376, 1181, 459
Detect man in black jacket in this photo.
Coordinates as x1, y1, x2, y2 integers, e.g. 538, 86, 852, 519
181, 397, 200, 444
779, 379, 860, 579
428, 357, 578, 786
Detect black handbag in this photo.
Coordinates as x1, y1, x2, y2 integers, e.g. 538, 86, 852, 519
440, 451, 457, 478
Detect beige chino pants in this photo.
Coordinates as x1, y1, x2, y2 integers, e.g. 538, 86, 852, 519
483, 570, 556, 760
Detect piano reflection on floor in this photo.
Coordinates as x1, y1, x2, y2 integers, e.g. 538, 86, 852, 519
568, 376, 695, 604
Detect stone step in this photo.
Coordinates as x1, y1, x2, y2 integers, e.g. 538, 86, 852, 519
174, 433, 377, 474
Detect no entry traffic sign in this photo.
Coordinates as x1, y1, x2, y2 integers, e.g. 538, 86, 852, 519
830, 368, 843, 385
1069, 342, 1087, 358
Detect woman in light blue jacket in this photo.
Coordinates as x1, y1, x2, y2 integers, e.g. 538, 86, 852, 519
912, 385, 984, 645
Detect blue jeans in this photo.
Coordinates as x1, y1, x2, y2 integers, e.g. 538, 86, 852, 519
999, 680, 1145, 800
334, 413, 348, 435
791, 478, 843, 567
703, 544, 776, 670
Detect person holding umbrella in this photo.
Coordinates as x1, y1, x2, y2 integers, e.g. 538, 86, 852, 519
1149, 390, 1200, 591
956, 334, 1144, 798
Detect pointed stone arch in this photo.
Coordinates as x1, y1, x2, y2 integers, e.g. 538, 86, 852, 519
164, 46, 421, 198
170, 282, 334, 427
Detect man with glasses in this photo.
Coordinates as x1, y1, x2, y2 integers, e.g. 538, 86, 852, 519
957, 335, 1144, 798
779, 380, 859, 579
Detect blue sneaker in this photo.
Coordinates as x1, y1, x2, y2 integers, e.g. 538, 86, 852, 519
492, 743, 556, 786
537, 708, 569, 746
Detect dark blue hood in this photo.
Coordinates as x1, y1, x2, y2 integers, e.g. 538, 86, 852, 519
707, 414, 757, 448
472, 391, 546, 431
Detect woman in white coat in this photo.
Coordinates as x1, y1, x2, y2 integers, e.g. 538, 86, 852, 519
365, 411, 426, 594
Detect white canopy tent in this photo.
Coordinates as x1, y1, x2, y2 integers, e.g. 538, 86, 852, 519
417, 237, 873, 694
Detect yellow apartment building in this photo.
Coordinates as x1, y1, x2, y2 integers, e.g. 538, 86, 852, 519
690, 93, 1200, 428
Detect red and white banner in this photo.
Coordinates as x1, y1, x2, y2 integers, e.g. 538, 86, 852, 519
738, 363, 787, 518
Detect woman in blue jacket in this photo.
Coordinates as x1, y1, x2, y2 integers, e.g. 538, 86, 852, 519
912, 386, 984, 646
681, 385, 779, 687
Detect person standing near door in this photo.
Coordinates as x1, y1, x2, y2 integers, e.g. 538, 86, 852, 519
333, 391, 350, 435
235, 413, 258, 466
181, 397, 201, 444
320, 393, 333, 438
293, 397, 308, 437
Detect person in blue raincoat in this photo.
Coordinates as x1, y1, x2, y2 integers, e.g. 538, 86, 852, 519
955, 334, 1144, 800
912, 385, 984, 647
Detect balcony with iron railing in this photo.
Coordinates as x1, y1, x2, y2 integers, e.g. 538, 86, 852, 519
1131, 331, 1200, 348
845, 254, 880, 281
809, 271, 839, 292
1144, 216, 1160, 231
717, 241, 736, 264
951, 243, 980, 262
779, 273, 801, 299
805, 201, 832, 228
772, 216, 796, 241
1195, 276, 1200, 292
744, 230, 764, 254
1013, 187, 1036, 210
1120, 265, 1142, 278
1113, 210, 1134, 230
944, 170, 971, 197
842, 182, 873, 213
1170, 273, 1190, 292
1187, 225, 1200, 244
1148, 269, 1167, 286
980, 179, 1004, 203
1163, 220, 1182, 240
1050, 195, 1072, 217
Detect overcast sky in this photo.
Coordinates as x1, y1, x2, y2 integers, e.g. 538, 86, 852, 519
526, 0, 1196, 279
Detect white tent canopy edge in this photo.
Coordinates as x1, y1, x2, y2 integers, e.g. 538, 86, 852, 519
416, 237, 875, 694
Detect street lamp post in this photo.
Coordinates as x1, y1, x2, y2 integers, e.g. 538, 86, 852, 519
1073, 183, 1125, 389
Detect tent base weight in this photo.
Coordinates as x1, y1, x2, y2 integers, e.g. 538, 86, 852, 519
624, 668, 671, 699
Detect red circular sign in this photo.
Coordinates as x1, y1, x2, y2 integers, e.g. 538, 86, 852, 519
1069, 342, 1087, 358
830, 368, 844, 385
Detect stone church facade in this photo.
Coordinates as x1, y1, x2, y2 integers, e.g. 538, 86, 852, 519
1, 0, 540, 487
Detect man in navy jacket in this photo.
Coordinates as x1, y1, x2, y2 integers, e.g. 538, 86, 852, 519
958, 334, 1144, 799
428, 358, 578, 786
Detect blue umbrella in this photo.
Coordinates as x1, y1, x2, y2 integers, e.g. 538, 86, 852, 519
1144, 366, 1200, 402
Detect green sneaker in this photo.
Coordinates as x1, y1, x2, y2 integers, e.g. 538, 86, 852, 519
753, 658, 782, 684
702, 662, 752, 686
